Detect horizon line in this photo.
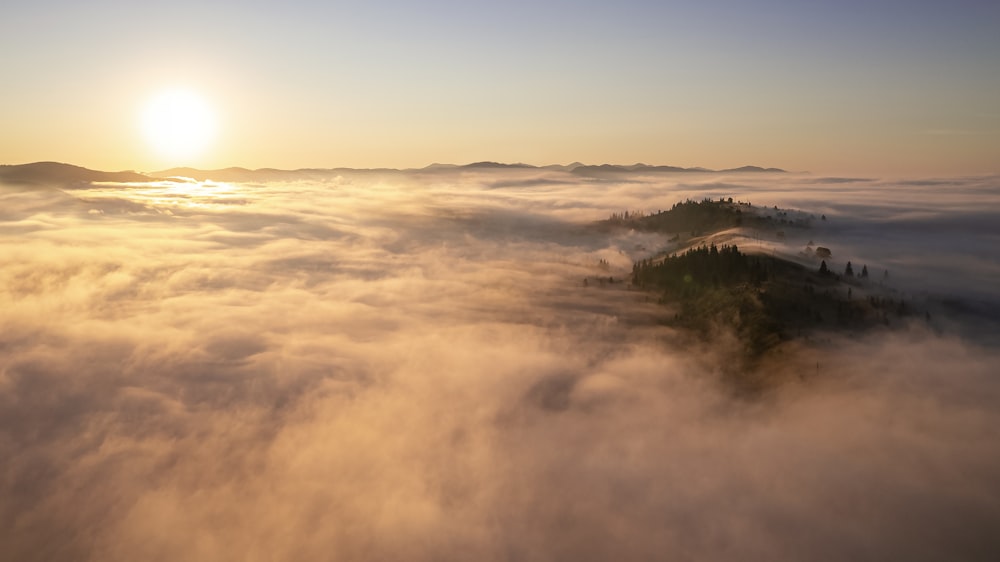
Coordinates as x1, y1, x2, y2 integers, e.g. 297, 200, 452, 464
2, 160, 792, 175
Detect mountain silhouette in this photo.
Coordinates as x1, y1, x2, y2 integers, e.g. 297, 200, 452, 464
459, 161, 536, 169
2, 161, 788, 186
720, 165, 786, 173
0, 162, 150, 185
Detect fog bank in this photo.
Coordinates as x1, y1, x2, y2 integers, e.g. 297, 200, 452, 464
2, 171, 999, 561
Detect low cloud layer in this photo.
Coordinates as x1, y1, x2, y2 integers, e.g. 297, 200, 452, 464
2, 171, 999, 561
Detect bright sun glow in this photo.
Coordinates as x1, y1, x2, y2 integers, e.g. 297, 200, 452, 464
141, 88, 217, 163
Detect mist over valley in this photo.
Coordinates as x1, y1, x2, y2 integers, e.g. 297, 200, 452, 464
2, 165, 999, 561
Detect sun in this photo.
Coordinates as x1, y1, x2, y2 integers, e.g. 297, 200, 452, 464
141, 88, 217, 163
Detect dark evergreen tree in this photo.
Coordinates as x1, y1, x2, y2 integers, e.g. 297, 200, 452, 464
844, 261, 854, 277
632, 243, 753, 297
861, 264, 869, 278
819, 260, 828, 274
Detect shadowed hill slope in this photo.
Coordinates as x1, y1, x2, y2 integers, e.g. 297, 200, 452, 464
0, 162, 150, 185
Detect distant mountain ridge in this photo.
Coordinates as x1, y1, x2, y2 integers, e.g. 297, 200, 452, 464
160, 162, 787, 177
0, 162, 150, 185
0, 161, 787, 185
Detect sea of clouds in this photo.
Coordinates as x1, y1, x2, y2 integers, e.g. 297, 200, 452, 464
2, 170, 999, 561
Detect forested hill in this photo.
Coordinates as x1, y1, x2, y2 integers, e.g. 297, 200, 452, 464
631, 242, 919, 381
604, 198, 812, 236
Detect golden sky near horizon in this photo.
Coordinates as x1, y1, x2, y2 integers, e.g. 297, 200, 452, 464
1, 0, 998, 175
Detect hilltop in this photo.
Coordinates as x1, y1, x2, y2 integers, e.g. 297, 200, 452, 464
596, 198, 919, 388
602, 197, 813, 237
633, 244, 910, 371
0, 162, 150, 186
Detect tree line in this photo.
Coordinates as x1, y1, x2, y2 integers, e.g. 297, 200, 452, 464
632, 243, 767, 297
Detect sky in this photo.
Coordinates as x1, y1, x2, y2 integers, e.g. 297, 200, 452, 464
1, 0, 998, 174
2, 170, 1000, 560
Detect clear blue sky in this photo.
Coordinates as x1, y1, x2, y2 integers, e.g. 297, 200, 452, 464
2, 0, 998, 174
